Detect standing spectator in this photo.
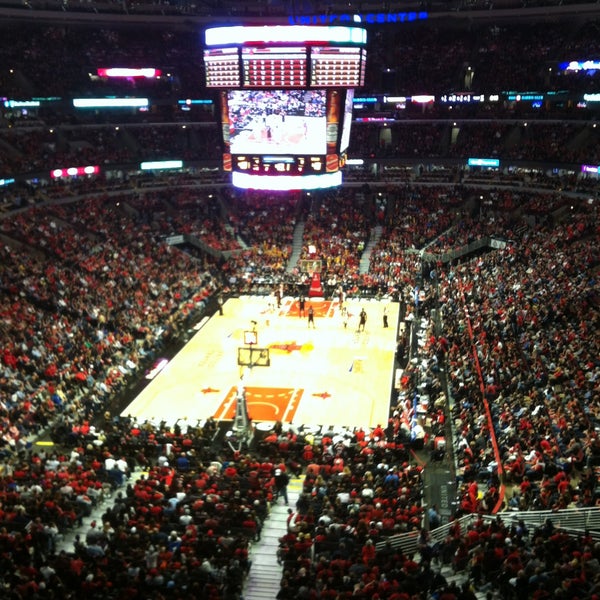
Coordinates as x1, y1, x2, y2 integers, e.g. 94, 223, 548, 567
428, 504, 441, 530
274, 468, 290, 505
286, 508, 298, 533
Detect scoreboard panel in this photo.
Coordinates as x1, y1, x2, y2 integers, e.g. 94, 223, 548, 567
310, 47, 366, 88
204, 48, 240, 88
203, 27, 367, 90
242, 47, 307, 88
232, 155, 325, 176
205, 46, 366, 89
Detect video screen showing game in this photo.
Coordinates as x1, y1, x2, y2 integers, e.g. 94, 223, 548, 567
227, 89, 327, 156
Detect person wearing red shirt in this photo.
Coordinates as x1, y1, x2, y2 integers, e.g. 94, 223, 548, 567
361, 539, 376, 566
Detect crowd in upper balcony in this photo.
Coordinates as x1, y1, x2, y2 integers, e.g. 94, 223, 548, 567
0, 17, 598, 182
1, 119, 599, 182
369, 19, 600, 96
0, 18, 598, 103
0, 125, 223, 178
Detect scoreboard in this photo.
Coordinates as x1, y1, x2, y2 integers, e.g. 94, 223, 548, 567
204, 26, 367, 190
204, 46, 366, 89
310, 46, 366, 88
204, 25, 367, 90
204, 47, 240, 88
242, 47, 307, 88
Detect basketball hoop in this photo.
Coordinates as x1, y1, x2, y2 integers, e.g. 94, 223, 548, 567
300, 258, 322, 275
244, 330, 258, 346
300, 259, 324, 298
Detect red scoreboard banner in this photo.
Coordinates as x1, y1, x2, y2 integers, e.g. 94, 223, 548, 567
242, 47, 307, 88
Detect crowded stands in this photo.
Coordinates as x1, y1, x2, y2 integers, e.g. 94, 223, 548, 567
0, 6, 600, 600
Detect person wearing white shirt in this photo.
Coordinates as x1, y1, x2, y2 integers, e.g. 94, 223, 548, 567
116, 457, 129, 475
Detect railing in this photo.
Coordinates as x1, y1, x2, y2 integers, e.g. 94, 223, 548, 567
375, 507, 600, 556
480, 507, 600, 541
421, 235, 508, 265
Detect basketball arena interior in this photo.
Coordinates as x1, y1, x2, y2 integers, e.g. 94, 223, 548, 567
0, 2, 599, 599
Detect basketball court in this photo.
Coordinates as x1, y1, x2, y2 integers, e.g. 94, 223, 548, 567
121, 296, 399, 430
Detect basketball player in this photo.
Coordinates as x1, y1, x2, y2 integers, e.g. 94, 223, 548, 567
307, 305, 315, 328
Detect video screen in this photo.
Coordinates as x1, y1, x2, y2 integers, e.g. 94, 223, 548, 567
227, 89, 327, 156
339, 89, 354, 154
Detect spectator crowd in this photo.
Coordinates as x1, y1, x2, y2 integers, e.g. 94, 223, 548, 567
0, 9, 599, 600
0, 173, 598, 598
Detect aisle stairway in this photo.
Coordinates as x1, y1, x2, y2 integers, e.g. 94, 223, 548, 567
243, 476, 303, 600
286, 221, 305, 273
359, 225, 383, 274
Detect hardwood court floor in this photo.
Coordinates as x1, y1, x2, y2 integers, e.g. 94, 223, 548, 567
121, 296, 399, 430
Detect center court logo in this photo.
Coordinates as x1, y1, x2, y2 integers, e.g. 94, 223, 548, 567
269, 341, 314, 354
